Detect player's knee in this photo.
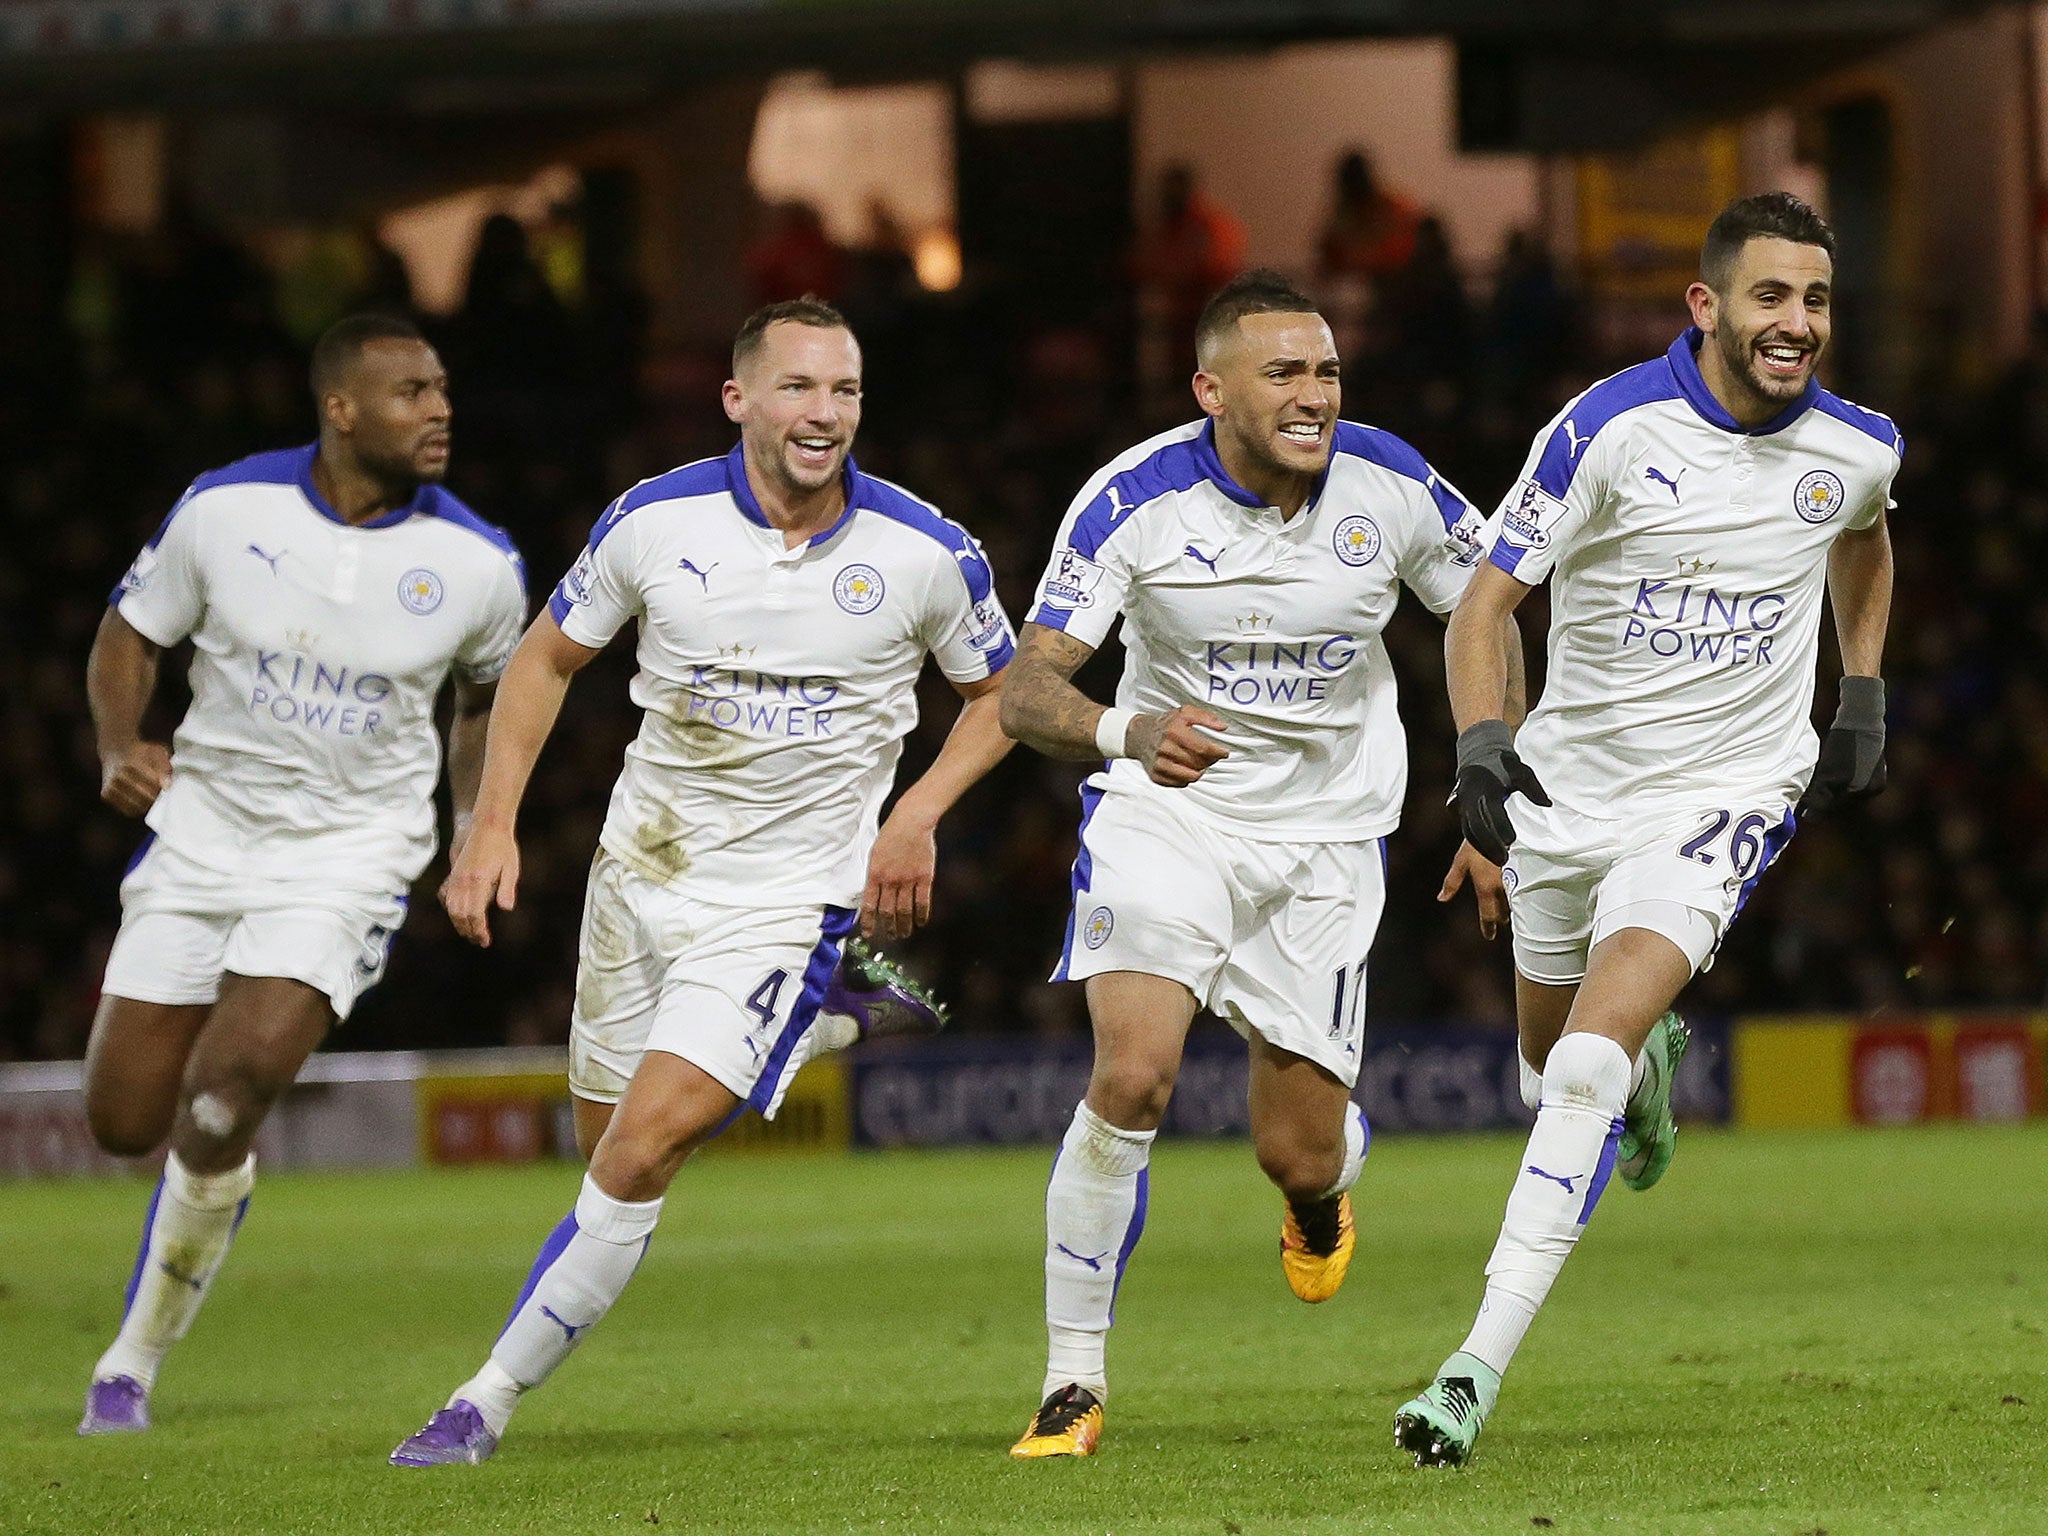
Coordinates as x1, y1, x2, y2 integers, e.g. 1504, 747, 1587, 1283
174, 1073, 273, 1160
1253, 1127, 1343, 1202
82, 1060, 174, 1155
86, 1097, 170, 1159
1087, 1058, 1176, 1129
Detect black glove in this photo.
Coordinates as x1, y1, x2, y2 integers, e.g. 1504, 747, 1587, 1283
1452, 719, 1551, 866
1797, 675, 1886, 817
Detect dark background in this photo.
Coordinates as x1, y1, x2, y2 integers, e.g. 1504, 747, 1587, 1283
2, 0, 2044, 1062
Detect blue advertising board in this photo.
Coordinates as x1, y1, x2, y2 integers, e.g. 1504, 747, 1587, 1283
850, 1018, 1729, 1148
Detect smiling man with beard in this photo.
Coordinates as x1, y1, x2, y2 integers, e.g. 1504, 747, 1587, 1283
999, 270, 1519, 1458
1395, 193, 1899, 1468
78, 314, 529, 1435
389, 297, 1017, 1467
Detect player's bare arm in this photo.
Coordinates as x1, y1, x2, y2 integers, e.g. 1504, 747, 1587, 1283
445, 675, 497, 863
440, 614, 601, 947
86, 607, 172, 818
1800, 512, 1895, 815
1438, 604, 1530, 938
1828, 513, 1892, 677
863, 671, 1012, 942
1000, 621, 1229, 786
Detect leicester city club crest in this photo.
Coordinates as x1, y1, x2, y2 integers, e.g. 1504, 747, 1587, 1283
833, 563, 886, 614
1794, 469, 1847, 524
398, 567, 444, 615
1332, 515, 1382, 567
1083, 906, 1114, 949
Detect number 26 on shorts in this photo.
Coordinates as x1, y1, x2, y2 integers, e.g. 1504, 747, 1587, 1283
1676, 809, 1774, 877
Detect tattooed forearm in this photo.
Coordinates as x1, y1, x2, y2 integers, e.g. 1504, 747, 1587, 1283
998, 623, 1111, 761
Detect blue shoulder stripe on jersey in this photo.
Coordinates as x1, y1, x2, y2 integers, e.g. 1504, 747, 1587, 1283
422, 487, 525, 580
1531, 357, 1683, 500
110, 445, 313, 603
853, 472, 998, 605
1813, 391, 1904, 456
184, 443, 318, 499
1064, 424, 1238, 563
1667, 326, 1817, 437
584, 456, 728, 550
1330, 420, 1471, 530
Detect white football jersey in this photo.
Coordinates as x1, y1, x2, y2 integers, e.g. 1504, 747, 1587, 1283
1491, 328, 1902, 814
548, 446, 1014, 907
112, 444, 529, 892
1027, 419, 1490, 841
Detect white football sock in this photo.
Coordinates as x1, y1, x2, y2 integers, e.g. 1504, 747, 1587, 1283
460, 1174, 662, 1436
1042, 1102, 1154, 1403
1517, 1049, 1543, 1112
1316, 1100, 1370, 1200
1459, 1033, 1630, 1377
807, 1012, 861, 1054
94, 1151, 255, 1392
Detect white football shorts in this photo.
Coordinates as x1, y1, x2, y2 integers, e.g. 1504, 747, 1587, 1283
568, 851, 855, 1118
1503, 795, 1798, 986
101, 833, 409, 1020
1054, 784, 1387, 1087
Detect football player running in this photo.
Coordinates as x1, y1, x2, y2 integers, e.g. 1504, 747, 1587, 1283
1396, 193, 1897, 1468
390, 299, 1015, 1466
79, 315, 527, 1435
1001, 271, 1519, 1458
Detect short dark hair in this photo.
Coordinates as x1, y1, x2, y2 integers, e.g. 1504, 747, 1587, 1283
309, 312, 426, 397
732, 296, 852, 374
1701, 192, 1837, 291
1195, 269, 1322, 367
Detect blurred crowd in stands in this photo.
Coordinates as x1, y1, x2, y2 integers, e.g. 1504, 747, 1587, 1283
1, 148, 2037, 1064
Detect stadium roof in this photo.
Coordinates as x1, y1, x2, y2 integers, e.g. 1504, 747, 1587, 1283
0, 0, 2000, 131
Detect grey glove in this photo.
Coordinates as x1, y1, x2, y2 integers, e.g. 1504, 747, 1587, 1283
1452, 719, 1551, 866
1797, 675, 1886, 817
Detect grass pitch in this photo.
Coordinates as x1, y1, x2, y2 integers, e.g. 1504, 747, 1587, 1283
2, 1125, 2043, 1535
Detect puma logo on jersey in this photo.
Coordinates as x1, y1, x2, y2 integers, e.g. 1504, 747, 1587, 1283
677, 558, 717, 591
1562, 419, 1590, 458
1105, 485, 1134, 520
1644, 465, 1685, 501
1183, 543, 1222, 575
247, 544, 286, 575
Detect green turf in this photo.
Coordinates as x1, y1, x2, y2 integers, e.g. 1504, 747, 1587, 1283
2, 1125, 2043, 1535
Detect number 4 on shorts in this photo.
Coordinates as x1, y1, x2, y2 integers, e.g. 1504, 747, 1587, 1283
746, 969, 789, 1025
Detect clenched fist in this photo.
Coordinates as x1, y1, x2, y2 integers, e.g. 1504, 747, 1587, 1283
1127, 706, 1230, 788
100, 741, 172, 817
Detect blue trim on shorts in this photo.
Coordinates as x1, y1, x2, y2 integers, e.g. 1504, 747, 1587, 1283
745, 905, 857, 1115
1731, 809, 1798, 921
1051, 781, 1106, 983
122, 831, 158, 879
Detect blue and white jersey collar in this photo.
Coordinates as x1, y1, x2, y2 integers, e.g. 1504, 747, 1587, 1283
723, 442, 861, 550
1189, 418, 1333, 516
1667, 327, 1818, 437
287, 442, 435, 529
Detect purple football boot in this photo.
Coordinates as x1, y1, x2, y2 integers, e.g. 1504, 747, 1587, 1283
78, 1375, 151, 1435
822, 938, 949, 1041
389, 1401, 499, 1467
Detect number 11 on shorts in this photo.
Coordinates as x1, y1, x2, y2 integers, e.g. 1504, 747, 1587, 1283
1328, 957, 1369, 1050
